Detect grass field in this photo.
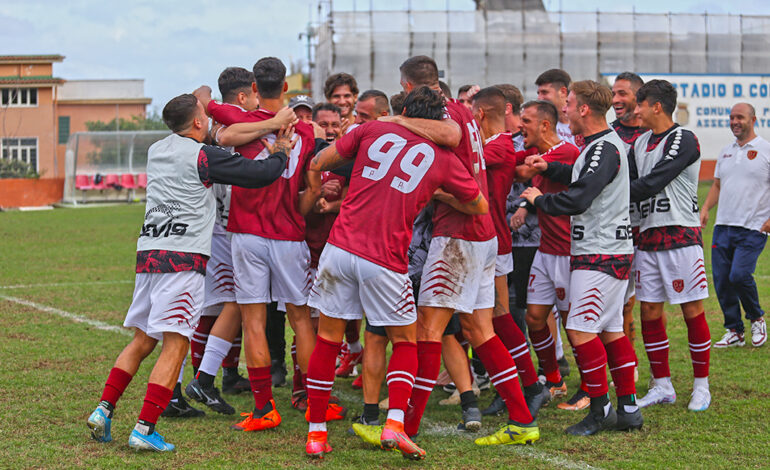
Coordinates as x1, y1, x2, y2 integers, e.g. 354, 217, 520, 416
1, 184, 769, 469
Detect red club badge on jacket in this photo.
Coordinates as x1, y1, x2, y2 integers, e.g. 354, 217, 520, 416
747, 150, 758, 160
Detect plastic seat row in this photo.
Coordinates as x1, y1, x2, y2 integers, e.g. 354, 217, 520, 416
76, 173, 147, 190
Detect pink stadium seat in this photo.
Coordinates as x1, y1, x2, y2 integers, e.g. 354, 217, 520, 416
91, 175, 106, 190
103, 174, 120, 189
75, 174, 93, 190
137, 173, 148, 188
120, 173, 136, 189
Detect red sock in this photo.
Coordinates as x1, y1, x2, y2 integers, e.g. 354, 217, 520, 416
100, 367, 133, 407
529, 326, 561, 384
685, 312, 711, 378
404, 341, 441, 436
222, 332, 241, 368
642, 317, 670, 379
574, 337, 608, 398
604, 336, 637, 397
291, 336, 305, 395
570, 347, 590, 393
137, 383, 173, 426
306, 335, 341, 423
475, 336, 533, 424
493, 315, 538, 387
191, 316, 216, 369
247, 366, 272, 411
386, 342, 417, 415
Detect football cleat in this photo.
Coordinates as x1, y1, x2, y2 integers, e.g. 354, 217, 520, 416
688, 387, 711, 412
223, 370, 253, 395
615, 407, 643, 431
482, 392, 506, 416
565, 405, 618, 436
336, 350, 362, 378
351, 374, 363, 389
352, 422, 385, 448
348, 413, 380, 434
458, 406, 482, 432
474, 421, 540, 446
161, 394, 206, 418
525, 383, 552, 418
305, 402, 348, 422
637, 383, 676, 409
558, 388, 590, 411
547, 380, 568, 400
306, 431, 332, 459
128, 429, 175, 452
87, 407, 112, 443
714, 329, 745, 348
292, 392, 308, 412
380, 420, 426, 460
231, 400, 281, 431
751, 318, 767, 347
185, 378, 234, 415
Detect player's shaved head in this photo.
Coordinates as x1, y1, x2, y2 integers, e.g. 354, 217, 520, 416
522, 100, 558, 129
218, 67, 255, 102
252, 57, 286, 99
162, 93, 199, 133
732, 102, 756, 118
399, 55, 439, 88
471, 86, 506, 122
494, 84, 524, 115
358, 89, 390, 115
402, 86, 444, 121
570, 80, 613, 116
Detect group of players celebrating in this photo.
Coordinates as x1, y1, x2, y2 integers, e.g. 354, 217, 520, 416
86, 53, 712, 460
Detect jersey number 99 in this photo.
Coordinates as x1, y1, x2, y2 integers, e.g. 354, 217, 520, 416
363, 133, 435, 194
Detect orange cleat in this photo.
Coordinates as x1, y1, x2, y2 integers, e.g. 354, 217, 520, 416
306, 431, 333, 459
305, 402, 348, 422
380, 419, 426, 460
352, 375, 363, 389
231, 400, 281, 431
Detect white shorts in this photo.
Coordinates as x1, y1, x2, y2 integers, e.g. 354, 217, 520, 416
566, 269, 627, 334
635, 245, 709, 304
308, 244, 416, 327
495, 253, 513, 277
202, 230, 236, 310
527, 251, 571, 312
418, 236, 497, 314
231, 233, 311, 306
123, 271, 205, 341
623, 251, 637, 305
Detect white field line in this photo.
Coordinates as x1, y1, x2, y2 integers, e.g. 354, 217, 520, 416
0, 279, 133, 290
0, 293, 131, 337
331, 389, 600, 470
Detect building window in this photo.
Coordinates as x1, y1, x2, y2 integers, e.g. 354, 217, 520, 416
0, 88, 38, 107
58, 116, 71, 144
1, 138, 38, 171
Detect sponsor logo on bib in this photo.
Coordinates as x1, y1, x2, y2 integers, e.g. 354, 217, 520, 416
747, 150, 758, 160
672, 279, 684, 293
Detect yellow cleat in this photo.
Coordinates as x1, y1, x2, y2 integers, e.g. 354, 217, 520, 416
352, 422, 385, 448
474, 422, 540, 446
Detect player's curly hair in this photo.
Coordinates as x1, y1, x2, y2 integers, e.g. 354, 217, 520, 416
570, 80, 613, 116
402, 86, 445, 121
324, 73, 359, 99
218, 67, 255, 102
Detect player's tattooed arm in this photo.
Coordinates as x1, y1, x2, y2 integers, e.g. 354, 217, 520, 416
215, 107, 298, 147
379, 115, 462, 148
434, 189, 488, 215
309, 143, 349, 172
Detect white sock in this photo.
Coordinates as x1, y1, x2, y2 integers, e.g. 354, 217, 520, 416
177, 358, 186, 384
134, 422, 151, 435
655, 376, 673, 389
199, 335, 232, 377
386, 409, 405, 423
348, 341, 363, 354
693, 377, 709, 390
308, 422, 326, 432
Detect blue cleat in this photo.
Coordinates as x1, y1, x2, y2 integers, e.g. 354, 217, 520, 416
87, 407, 112, 443
128, 429, 176, 452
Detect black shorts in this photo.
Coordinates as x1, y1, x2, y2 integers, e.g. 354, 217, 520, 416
365, 313, 462, 337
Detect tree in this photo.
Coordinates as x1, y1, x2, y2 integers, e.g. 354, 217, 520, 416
84, 112, 166, 132
82, 113, 169, 168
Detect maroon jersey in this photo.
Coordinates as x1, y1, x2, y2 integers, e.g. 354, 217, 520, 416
329, 121, 480, 273
484, 132, 526, 255
306, 172, 347, 268
532, 141, 581, 256
208, 101, 315, 241
431, 100, 496, 242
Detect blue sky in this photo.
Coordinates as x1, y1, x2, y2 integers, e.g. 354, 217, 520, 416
2, 0, 768, 112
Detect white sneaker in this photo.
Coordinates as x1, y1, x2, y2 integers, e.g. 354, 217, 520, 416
751, 318, 767, 347
638, 382, 676, 408
688, 387, 711, 412
713, 329, 745, 348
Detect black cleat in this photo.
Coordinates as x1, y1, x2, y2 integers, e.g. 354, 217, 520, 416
186, 378, 235, 415
565, 405, 618, 436
615, 407, 643, 431
161, 394, 205, 418
222, 369, 251, 395
458, 406, 482, 432
525, 383, 552, 418
482, 392, 506, 416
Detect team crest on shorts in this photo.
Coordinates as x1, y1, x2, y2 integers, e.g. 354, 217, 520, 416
555, 287, 566, 301
672, 279, 684, 293
747, 150, 758, 160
